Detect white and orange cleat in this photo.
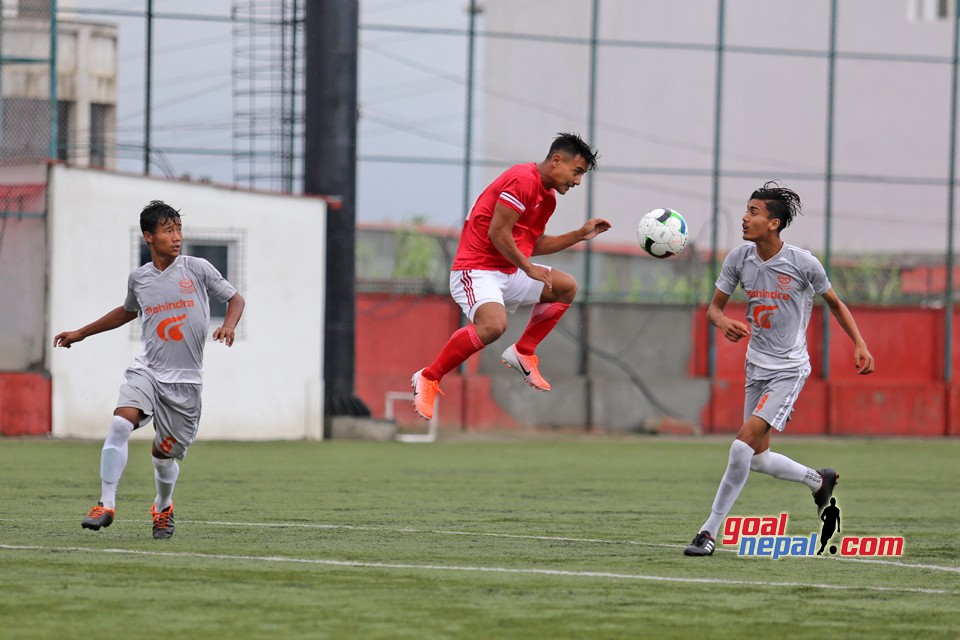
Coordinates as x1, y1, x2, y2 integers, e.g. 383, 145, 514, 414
500, 344, 551, 391
411, 368, 444, 420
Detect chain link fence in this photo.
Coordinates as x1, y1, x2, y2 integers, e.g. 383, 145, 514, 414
1, 1, 959, 311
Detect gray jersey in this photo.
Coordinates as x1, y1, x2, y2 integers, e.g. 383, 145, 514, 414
124, 255, 237, 384
716, 243, 831, 370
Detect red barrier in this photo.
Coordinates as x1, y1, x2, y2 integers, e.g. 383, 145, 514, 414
355, 293, 515, 429
0, 373, 51, 436
694, 304, 955, 435
355, 297, 959, 434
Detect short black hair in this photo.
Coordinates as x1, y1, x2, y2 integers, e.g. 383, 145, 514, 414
750, 180, 802, 230
547, 132, 599, 170
140, 200, 181, 234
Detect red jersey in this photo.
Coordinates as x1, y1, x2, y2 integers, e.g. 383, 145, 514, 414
451, 162, 557, 273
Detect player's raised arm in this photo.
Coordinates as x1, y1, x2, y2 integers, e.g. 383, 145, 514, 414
532, 217, 612, 256
53, 306, 139, 348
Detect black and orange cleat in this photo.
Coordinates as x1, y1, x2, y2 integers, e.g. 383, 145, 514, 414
151, 503, 175, 539
81, 502, 115, 531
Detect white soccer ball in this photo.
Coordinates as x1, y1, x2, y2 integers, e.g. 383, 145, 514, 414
637, 208, 688, 259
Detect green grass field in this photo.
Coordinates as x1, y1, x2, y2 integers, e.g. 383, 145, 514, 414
1, 435, 958, 639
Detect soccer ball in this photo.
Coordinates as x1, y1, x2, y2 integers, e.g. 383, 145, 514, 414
637, 208, 688, 259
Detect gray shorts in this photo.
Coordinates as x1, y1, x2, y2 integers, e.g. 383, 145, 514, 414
743, 362, 811, 432
116, 367, 202, 459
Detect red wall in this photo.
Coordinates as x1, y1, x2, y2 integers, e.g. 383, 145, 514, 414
355, 293, 519, 429
357, 296, 960, 435
0, 373, 51, 436
692, 303, 960, 436
8, 298, 959, 436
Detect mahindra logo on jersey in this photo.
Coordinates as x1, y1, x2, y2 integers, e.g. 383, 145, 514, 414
747, 289, 791, 301
752, 304, 778, 329
157, 314, 188, 341
144, 299, 195, 317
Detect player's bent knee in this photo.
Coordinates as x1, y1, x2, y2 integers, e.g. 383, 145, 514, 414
475, 321, 507, 345
548, 272, 578, 303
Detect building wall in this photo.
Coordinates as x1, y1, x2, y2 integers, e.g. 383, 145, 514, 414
45, 165, 326, 442
1, 16, 117, 167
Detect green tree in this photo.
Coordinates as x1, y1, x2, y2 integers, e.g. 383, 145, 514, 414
393, 216, 439, 279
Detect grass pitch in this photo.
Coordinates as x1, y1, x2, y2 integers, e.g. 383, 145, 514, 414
1, 436, 958, 639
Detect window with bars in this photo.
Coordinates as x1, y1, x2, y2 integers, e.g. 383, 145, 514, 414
90, 103, 112, 169
137, 235, 242, 322
909, 0, 955, 21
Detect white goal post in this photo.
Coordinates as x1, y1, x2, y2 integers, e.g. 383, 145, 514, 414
385, 391, 437, 443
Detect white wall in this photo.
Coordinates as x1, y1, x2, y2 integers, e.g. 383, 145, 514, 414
46, 165, 325, 442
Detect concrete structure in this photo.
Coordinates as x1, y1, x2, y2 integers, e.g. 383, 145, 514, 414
1, 0, 117, 167
39, 165, 326, 441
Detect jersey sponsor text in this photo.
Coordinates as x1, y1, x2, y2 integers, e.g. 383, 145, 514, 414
144, 299, 196, 317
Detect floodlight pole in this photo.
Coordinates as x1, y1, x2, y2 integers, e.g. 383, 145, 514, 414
144, 0, 153, 174
945, 9, 959, 387
48, 0, 59, 159
822, 0, 838, 390
707, 0, 726, 431
304, 0, 370, 433
458, 0, 479, 431
579, 0, 600, 430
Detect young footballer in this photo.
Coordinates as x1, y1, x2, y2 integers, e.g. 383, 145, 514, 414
54, 200, 245, 539
410, 132, 611, 420
683, 181, 874, 557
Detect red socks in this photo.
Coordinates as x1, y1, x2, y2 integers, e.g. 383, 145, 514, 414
515, 302, 570, 355
424, 325, 485, 381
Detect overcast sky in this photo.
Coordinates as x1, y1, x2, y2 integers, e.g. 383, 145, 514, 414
71, 0, 479, 234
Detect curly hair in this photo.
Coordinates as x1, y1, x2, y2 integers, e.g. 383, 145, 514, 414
750, 180, 802, 230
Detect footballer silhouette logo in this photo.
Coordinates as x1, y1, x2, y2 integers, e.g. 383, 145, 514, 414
157, 314, 188, 341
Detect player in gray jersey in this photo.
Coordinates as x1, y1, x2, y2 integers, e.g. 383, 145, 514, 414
684, 182, 874, 557
54, 201, 245, 539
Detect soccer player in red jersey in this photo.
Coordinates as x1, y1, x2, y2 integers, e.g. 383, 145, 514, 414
411, 133, 611, 420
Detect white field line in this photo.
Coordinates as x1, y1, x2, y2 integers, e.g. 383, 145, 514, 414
0, 544, 953, 595
184, 519, 960, 574
4, 516, 959, 575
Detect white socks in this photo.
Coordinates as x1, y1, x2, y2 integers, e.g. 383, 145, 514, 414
152, 456, 180, 511
701, 439, 754, 537
99, 416, 134, 509
751, 449, 823, 491
701, 442, 826, 536
96, 415, 184, 513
